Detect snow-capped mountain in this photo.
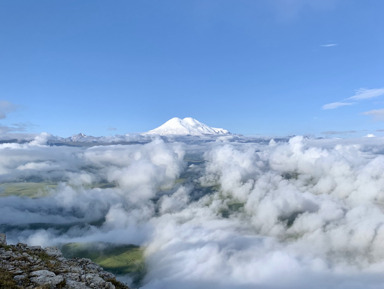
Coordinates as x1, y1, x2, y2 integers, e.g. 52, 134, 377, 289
144, 117, 230, 136
70, 133, 88, 142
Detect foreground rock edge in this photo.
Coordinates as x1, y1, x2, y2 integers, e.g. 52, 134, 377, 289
0, 233, 130, 289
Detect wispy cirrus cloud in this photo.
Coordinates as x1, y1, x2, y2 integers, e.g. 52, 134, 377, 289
321, 43, 338, 47
0, 123, 29, 134
348, 88, 384, 100
0, 101, 27, 135
322, 88, 384, 110
363, 109, 384, 121
0, 100, 17, 119
322, 101, 354, 110
322, 130, 357, 135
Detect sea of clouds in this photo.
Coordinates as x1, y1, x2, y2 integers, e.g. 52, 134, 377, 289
1, 134, 384, 288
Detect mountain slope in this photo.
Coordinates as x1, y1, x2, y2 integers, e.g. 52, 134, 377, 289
144, 117, 230, 136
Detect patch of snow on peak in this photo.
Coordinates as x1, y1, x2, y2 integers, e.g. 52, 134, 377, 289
70, 133, 88, 142
144, 117, 230, 136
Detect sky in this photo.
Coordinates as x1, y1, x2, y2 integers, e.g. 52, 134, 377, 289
0, 0, 384, 137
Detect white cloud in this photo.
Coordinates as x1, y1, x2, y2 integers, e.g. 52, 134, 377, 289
348, 88, 384, 100
143, 137, 384, 288
322, 102, 354, 110
4, 137, 384, 288
363, 108, 384, 121
0, 100, 17, 119
321, 87, 384, 110
321, 43, 338, 47
322, 130, 357, 135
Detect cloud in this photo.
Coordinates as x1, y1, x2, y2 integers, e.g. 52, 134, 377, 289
4, 137, 384, 288
348, 88, 384, 100
321, 87, 384, 110
0, 101, 33, 137
322, 102, 354, 110
321, 43, 338, 47
0, 100, 17, 119
321, 130, 357, 135
143, 136, 384, 288
363, 109, 384, 121
365, 134, 376, 138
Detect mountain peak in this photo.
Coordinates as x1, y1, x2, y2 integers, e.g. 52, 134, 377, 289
144, 117, 230, 136
69, 133, 89, 142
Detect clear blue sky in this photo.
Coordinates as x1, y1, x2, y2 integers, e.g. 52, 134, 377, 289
1, 0, 384, 137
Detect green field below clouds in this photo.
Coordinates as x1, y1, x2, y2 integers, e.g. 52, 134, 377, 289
0, 182, 57, 198
61, 242, 146, 285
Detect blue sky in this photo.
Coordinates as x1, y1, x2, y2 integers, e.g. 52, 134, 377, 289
1, 0, 384, 137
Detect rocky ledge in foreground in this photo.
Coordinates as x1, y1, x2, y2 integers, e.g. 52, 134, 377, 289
0, 233, 130, 289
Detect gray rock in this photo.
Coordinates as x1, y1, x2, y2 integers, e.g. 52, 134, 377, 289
100, 270, 116, 280
64, 272, 81, 281
16, 242, 28, 248
10, 269, 23, 275
45, 246, 63, 257
2, 250, 13, 259
86, 262, 103, 272
66, 279, 92, 289
85, 273, 108, 287
30, 269, 64, 286
70, 266, 84, 274
14, 274, 27, 285
105, 282, 116, 289
0, 233, 6, 245
30, 245, 43, 251
0, 234, 130, 289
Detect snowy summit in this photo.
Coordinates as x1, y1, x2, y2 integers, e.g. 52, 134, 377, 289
145, 117, 230, 136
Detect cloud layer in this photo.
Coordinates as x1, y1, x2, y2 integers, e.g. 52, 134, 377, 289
2, 136, 384, 288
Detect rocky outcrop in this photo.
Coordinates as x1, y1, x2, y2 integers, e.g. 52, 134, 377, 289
0, 234, 130, 289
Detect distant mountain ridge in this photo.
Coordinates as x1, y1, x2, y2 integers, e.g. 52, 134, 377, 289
0, 118, 232, 145
144, 117, 230, 136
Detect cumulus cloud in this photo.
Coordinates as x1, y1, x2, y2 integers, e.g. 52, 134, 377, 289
82, 139, 185, 204
322, 101, 354, 110
3, 136, 384, 288
142, 136, 384, 288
